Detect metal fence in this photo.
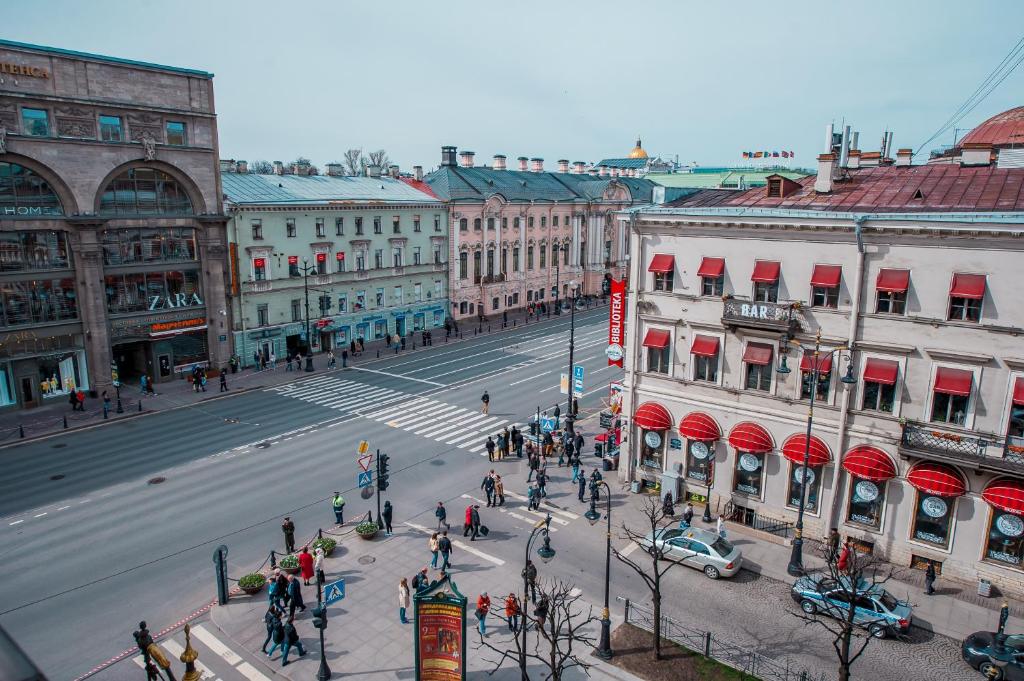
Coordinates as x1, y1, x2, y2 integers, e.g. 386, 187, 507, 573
620, 598, 829, 681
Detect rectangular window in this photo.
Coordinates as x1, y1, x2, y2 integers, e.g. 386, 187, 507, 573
513, 247, 520, 272
540, 247, 546, 269
541, 216, 547, 228
702, 276, 724, 296
527, 246, 534, 270
743, 343, 773, 392
552, 244, 559, 267
375, 288, 385, 307
528, 216, 535, 228
812, 286, 839, 308
251, 220, 263, 240
394, 286, 403, 305
733, 452, 765, 496
355, 251, 366, 271
986, 510, 1024, 567
473, 252, 482, 283
355, 217, 364, 235
99, 115, 123, 142
288, 256, 299, 277
847, 478, 886, 528
486, 250, 495, 277
21, 108, 50, 137
286, 219, 296, 238
315, 252, 328, 275
335, 217, 344, 236
810, 264, 841, 308
501, 248, 508, 275
336, 252, 346, 272
787, 464, 822, 512
862, 381, 896, 412
876, 290, 906, 314
393, 216, 401, 234
693, 354, 718, 382
912, 491, 953, 548
948, 296, 982, 322
374, 250, 384, 269
413, 246, 422, 265
435, 280, 442, 297
459, 219, 468, 232
355, 290, 366, 310
316, 218, 325, 238
753, 281, 778, 303
433, 244, 442, 264
553, 215, 559, 227
564, 246, 571, 266
165, 121, 186, 146
434, 215, 441, 232
474, 218, 482, 231
604, 240, 612, 264
492, 297, 499, 311
392, 247, 403, 267
337, 294, 347, 313
948, 273, 986, 322
647, 346, 670, 374
459, 252, 468, 279
875, 269, 909, 314
253, 258, 267, 281
373, 217, 382, 234
257, 304, 269, 326
413, 216, 421, 232
653, 271, 673, 292
487, 218, 495, 230
685, 441, 712, 482
931, 392, 969, 425
291, 299, 302, 322
414, 283, 422, 302
800, 361, 832, 401
502, 217, 508, 229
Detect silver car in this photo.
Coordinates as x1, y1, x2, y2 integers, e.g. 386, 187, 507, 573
641, 527, 743, 579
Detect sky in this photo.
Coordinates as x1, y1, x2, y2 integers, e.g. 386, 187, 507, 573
8, 0, 1024, 172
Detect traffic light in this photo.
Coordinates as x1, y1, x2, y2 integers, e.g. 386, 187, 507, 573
601, 278, 611, 294
377, 453, 390, 491
312, 604, 328, 629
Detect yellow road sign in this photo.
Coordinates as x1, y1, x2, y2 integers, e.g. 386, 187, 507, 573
357, 440, 369, 455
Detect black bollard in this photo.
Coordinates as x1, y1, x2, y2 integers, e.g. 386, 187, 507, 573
488, 324, 491, 332
514, 320, 517, 327
19, 424, 24, 438
138, 400, 143, 412
318, 528, 323, 539
270, 550, 277, 569
63, 415, 68, 429
376, 350, 380, 358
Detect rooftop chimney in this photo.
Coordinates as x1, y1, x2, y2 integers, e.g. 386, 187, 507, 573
459, 151, 475, 168
413, 165, 423, 181
557, 159, 569, 173
493, 155, 507, 171
366, 164, 382, 178
273, 161, 284, 175
860, 152, 881, 168
572, 161, 585, 174
598, 166, 608, 177
389, 164, 400, 178
895, 148, 913, 167
814, 153, 836, 193
517, 156, 528, 172
441, 146, 457, 167
961, 143, 993, 167
326, 163, 343, 176
290, 163, 300, 175
610, 168, 620, 178
846, 150, 861, 170
530, 157, 544, 173
236, 160, 248, 174
219, 159, 236, 173
587, 168, 599, 176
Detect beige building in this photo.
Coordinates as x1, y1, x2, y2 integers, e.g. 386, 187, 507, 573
619, 119, 1024, 594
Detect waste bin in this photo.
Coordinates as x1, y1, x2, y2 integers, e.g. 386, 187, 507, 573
978, 578, 992, 597
630, 480, 641, 494
603, 457, 612, 472
595, 442, 604, 457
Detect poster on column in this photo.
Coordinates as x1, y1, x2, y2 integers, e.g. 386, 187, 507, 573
414, 575, 467, 681
607, 278, 626, 367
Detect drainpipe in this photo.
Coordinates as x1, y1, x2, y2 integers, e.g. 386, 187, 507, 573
622, 210, 642, 486
827, 215, 867, 529
230, 208, 248, 365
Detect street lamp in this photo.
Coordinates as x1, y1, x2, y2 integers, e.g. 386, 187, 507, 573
585, 479, 613, 659
521, 514, 555, 681
564, 281, 580, 434
311, 571, 331, 680
301, 258, 316, 372
777, 328, 856, 576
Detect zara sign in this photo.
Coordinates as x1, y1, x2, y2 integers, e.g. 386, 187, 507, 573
148, 292, 204, 312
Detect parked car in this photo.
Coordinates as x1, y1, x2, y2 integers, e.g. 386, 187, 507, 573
962, 631, 1024, 679
639, 527, 742, 579
790, 574, 912, 638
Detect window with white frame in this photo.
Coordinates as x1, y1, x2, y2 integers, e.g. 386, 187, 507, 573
930, 367, 973, 426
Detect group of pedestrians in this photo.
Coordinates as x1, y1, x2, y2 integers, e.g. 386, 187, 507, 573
485, 426, 523, 462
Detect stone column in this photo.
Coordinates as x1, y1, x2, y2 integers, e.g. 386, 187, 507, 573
198, 217, 231, 370
68, 220, 114, 393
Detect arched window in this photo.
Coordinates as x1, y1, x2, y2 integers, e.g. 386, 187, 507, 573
99, 167, 193, 216
0, 162, 63, 217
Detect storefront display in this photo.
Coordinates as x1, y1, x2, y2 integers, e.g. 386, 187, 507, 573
38, 351, 85, 397
686, 440, 712, 482
847, 477, 886, 528
787, 465, 822, 512
733, 452, 765, 496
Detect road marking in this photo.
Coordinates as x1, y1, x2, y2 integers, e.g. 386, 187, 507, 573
619, 542, 640, 557
509, 372, 548, 386
503, 491, 580, 520
539, 384, 560, 393
57, 506, 70, 511
405, 522, 505, 565
461, 494, 567, 526
9, 520, 22, 526
349, 366, 446, 386
569, 587, 583, 597
190, 624, 243, 666
33, 512, 47, 518
236, 662, 274, 681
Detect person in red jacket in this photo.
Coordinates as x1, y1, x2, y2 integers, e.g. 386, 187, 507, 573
463, 505, 473, 537
298, 546, 315, 586
504, 593, 521, 632
837, 540, 852, 573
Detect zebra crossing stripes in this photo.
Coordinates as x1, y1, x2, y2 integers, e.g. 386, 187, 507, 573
267, 376, 413, 415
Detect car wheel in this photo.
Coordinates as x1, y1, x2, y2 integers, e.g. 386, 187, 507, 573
868, 623, 887, 639
979, 662, 1003, 680
703, 565, 720, 580
800, 599, 817, 615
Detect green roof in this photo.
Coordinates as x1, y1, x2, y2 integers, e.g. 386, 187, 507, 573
648, 168, 809, 190
425, 166, 655, 203
222, 173, 441, 205
0, 38, 213, 78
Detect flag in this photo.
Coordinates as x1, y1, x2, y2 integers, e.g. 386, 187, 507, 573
789, 151, 795, 157
773, 151, 780, 158
742, 152, 749, 158
754, 152, 763, 158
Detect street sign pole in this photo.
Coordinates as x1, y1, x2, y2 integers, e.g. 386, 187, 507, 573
375, 449, 384, 530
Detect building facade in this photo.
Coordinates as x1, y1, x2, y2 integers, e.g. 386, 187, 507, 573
222, 165, 448, 362
0, 39, 228, 406
426, 146, 654, 321
619, 135, 1024, 594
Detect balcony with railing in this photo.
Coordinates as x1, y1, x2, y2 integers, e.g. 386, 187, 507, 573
244, 279, 272, 293
721, 297, 800, 333
900, 421, 1024, 475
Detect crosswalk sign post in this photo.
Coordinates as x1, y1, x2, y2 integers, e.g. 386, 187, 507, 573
572, 364, 584, 397
358, 471, 373, 488
323, 578, 346, 606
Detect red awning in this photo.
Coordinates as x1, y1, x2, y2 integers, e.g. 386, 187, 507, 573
810, 264, 842, 288
751, 260, 781, 283
983, 478, 1024, 514
949, 273, 987, 300
679, 412, 721, 442
800, 353, 833, 374
863, 358, 899, 385
690, 335, 720, 357
934, 367, 973, 396
642, 329, 671, 348
728, 421, 774, 453
876, 268, 910, 293
907, 461, 966, 497
842, 445, 897, 481
781, 434, 832, 467
648, 254, 675, 273
1014, 377, 1024, 406
697, 257, 725, 278
634, 402, 673, 431
742, 342, 773, 366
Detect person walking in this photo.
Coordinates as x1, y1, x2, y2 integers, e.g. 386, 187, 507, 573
476, 592, 491, 636
527, 451, 539, 482
496, 432, 506, 460
265, 613, 286, 659
536, 468, 548, 498
481, 470, 495, 506
438, 531, 453, 570
680, 503, 694, 529
68, 389, 79, 412
827, 528, 841, 560
253, 350, 261, 370
280, 616, 306, 666
542, 430, 554, 459
219, 370, 228, 392
469, 504, 482, 541
505, 593, 521, 632
275, 571, 290, 610
260, 607, 281, 654
463, 505, 474, 537
268, 570, 285, 610
286, 574, 305, 617
328, 350, 336, 369
285, 354, 293, 371
526, 484, 537, 511
139, 374, 148, 395
716, 514, 727, 539
269, 352, 277, 370
924, 561, 937, 595
313, 547, 325, 586
435, 501, 448, 531
102, 390, 111, 418
837, 540, 852, 573
561, 435, 574, 468
282, 517, 296, 554
399, 578, 411, 623
480, 390, 490, 414
429, 533, 440, 569
553, 403, 561, 430
494, 474, 505, 506
485, 436, 496, 462
383, 500, 394, 536
577, 473, 587, 502
298, 546, 314, 586
570, 454, 581, 483
533, 595, 549, 631
522, 560, 538, 604
332, 492, 345, 525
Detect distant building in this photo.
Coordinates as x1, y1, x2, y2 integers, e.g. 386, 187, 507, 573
929, 105, 1024, 168
595, 138, 674, 176
647, 166, 811, 191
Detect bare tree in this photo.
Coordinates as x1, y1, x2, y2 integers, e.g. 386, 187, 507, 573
477, 579, 598, 681
612, 495, 685, 660
249, 160, 274, 174
792, 540, 901, 681
343, 148, 364, 176
291, 156, 312, 166
367, 149, 390, 170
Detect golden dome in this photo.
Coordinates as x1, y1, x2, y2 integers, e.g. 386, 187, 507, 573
628, 138, 648, 159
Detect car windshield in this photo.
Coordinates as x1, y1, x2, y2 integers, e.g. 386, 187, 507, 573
710, 537, 734, 556
1007, 635, 1024, 651
877, 591, 899, 611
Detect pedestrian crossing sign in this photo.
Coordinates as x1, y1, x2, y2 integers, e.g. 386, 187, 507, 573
324, 578, 346, 605
358, 471, 373, 488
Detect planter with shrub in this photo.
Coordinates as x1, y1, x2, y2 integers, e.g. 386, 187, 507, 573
278, 554, 300, 574
238, 573, 266, 595
356, 521, 379, 540
311, 536, 337, 556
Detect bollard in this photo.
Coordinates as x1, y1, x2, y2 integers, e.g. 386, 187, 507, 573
412, 342, 415, 350
703, 631, 712, 657
513, 320, 516, 327
138, 400, 143, 412
63, 415, 68, 429
19, 424, 24, 438
488, 324, 491, 333
269, 550, 277, 569
318, 528, 323, 539
376, 350, 380, 358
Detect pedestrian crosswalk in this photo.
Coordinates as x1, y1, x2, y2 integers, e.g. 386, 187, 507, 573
132, 623, 272, 681
267, 375, 412, 415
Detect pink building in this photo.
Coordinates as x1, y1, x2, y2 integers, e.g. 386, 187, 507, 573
425, 146, 655, 320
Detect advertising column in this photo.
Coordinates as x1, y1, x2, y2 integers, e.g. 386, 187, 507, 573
414, 576, 467, 681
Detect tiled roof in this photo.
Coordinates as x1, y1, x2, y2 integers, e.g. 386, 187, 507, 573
222, 173, 442, 205
666, 189, 745, 208
649, 168, 809, 190
669, 164, 1024, 213
0, 38, 213, 77
424, 166, 655, 203
399, 177, 440, 199
596, 158, 650, 169
960, 107, 1024, 148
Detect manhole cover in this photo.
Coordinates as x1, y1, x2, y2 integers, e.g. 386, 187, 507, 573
429, 459, 445, 466
224, 417, 239, 424
147, 477, 166, 485
49, 474, 65, 481
51, 443, 66, 449
255, 442, 271, 449
357, 555, 376, 565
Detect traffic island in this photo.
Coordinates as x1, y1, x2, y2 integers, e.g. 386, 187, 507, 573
606, 623, 759, 681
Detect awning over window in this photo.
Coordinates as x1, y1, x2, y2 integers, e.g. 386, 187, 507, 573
648, 254, 675, 273
800, 353, 833, 374
690, 335, 720, 357
949, 273, 987, 300
842, 445, 897, 481
642, 329, 671, 349
907, 461, 966, 497
810, 264, 842, 288
863, 358, 899, 385
697, 257, 725, 278
781, 434, 832, 467
742, 342, 773, 366
728, 421, 774, 453
750, 260, 781, 283
983, 478, 1024, 515
1014, 377, 1024, 406
634, 402, 673, 431
934, 367, 973, 397
876, 268, 910, 293
679, 412, 721, 442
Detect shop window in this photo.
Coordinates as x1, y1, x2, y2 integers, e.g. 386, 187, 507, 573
639, 429, 664, 471
38, 352, 84, 398
685, 441, 712, 482
101, 228, 196, 266
99, 115, 123, 142
653, 271, 673, 292
21, 108, 50, 136
0, 162, 65, 217
786, 465, 822, 512
986, 511, 1024, 567
165, 121, 186, 146
103, 271, 200, 315
0, 231, 70, 271
0, 278, 78, 327
846, 477, 886, 529
733, 452, 765, 496
99, 168, 193, 216
911, 492, 954, 548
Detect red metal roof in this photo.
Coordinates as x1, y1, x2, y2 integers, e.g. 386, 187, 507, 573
642, 328, 671, 348
751, 260, 780, 283
983, 478, 1024, 514
672, 163, 1024, 212
742, 342, 773, 366
842, 445, 897, 481
960, 107, 1024, 148
949, 273, 987, 300
697, 257, 725, 278
728, 421, 774, 453
679, 412, 721, 442
810, 264, 842, 288
648, 254, 675, 273
781, 434, 832, 467
690, 334, 720, 357
907, 461, 966, 497
398, 176, 440, 199
934, 367, 973, 396
634, 402, 673, 431
863, 358, 899, 385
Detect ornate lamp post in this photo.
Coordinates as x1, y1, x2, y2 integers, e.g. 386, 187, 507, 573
521, 514, 555, 680
564, 281, 580, 434
584, 479, 613, 659
776, 328, 855, 576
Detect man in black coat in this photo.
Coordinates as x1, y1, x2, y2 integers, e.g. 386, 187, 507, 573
280, 616, 306, 666
469, 505, 482, 541
261, 607, 280, 654
481, 472, 496, 506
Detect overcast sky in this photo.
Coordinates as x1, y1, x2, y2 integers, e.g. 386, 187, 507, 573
9, 1, 1024, 171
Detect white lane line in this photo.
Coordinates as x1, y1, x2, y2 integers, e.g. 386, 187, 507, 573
191, 624, 244, 666
236, 662, 274, 681
539, 384, 560, 393
510, 372, 548, 386
405, 521, 505, 565
387, 413, 437, 430
9, 519, 23, 526
80, 499, 90, 504
503, 491, 580, 520
56, 506, 70, 511
365, 397, 431, 419
350, 366, 446, 386
415, 411, 471, 436
619, 542, 640, 557
33, 512, 47, 518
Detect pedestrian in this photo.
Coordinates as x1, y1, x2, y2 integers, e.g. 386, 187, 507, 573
435, 501, 448, 531
503, 427, 511, 457
219, 370, 228, 392
716, 514, 727, 539
496, 432, 506, 460
561, 436, 574, 468
481, 390, 490, 414
429, 532, 440, 568
526, 484, 537, 511
275, 571, 290, 610
282, 517, 296, 554
681, 503, 694, 529
328, 350, 336, 369
542, 430, 554, 458
505, 593, 520, 632
261, 353, 268, 370
383, 500, 394, 536
253, 351, 261, 370
102, 390, 111, 418
139, 374, 147, 395
269, 352, 277, 369
827, 528, 840, 559
577, 473, 586, 502
536, 468, 547, 498
570, 455, 580, 483
68, 389, 79, 412
924, 561, 936, 595
412, 567, 430, 592
662, 492, 675, 518
265, 613, 286, 659
349, 339, 356, 356
268, 570, 285, 609
399, 578, 411, 623
463, 504, 473, 537
342, 349, 349, 368
485, 436, 496, 462
313, 547, 325, 586
494, 474, 505, 506
534, 594, 549, 631
590, 469, 603, 500
574, 432, 584, 457
358, 337, 365, 352
512, 426, 523, 457
286, 355, 293, 371
481, 470, 495, 506
439, 531, 453, 570
332, 492, 345, 525
476, 592, 491, 636
553, 403, 561, 430
280, 616, 306, 666
527, 452, 539, 482
837, 540, 852, 573
522, 560, 538, 603
298, 546, 314, 585
260, 606, 280, 654
469, 504, 481, 541
287, 574, 305, 617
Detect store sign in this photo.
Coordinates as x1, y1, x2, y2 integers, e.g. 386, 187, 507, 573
607, 279, 625, 367
739, 453, 761, 472
148, 292, 203, 311
996, 513, 1024, 538
920, 496, 948, 519
316, 252, 327, 263
690, 441, 710, 460
288, 255, 299, 265
854, 480, 879, 502
738, 303, 788, 322
151, 317, 206, 336
0, 62, 50, 79
253, 258, 266, 267
1, 205, 63, 217
793, 466, 815, 485
644, 431, 662, 449
336, 251, 345, 261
